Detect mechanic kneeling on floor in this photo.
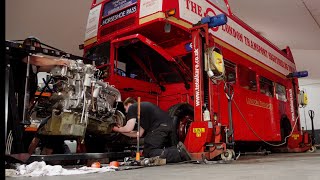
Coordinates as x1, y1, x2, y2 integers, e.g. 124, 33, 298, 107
112, 97, 192, 163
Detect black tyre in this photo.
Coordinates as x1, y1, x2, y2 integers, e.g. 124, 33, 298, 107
280, 115, 292, 143
168, 103, 194, 143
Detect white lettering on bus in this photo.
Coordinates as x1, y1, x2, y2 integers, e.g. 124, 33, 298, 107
194, 48, 200, 107
246, 98, 272, 110
180, 0, 296, 75
102, 5, 136, 25
289, 89, 295, 121
222, 24, 244, 43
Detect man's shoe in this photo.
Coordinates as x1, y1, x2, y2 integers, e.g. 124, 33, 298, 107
177, 141, 192, 161
140, 156, 166, 166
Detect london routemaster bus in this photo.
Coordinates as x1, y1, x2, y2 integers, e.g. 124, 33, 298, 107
83, 0, 313, 160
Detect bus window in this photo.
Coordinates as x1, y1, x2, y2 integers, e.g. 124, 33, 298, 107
225, 60, 236, 83
115, 41, 183, 84
259, 76, 274, 97
84, 42, 110, 66
93, 0, 104, 5
116, 47, 151, 82
275, 83, 287, 102
208, 0, 229, 14
238, 65, 256, 91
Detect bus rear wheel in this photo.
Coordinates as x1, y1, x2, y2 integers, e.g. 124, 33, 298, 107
168, 103, 194, 143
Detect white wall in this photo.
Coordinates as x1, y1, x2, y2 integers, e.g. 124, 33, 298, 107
5, 0, 92, 56
298, 81, 320, 131
293, 49, 320, 130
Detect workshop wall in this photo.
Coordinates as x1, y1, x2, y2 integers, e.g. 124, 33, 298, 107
5, 0, 92, 56
294, 50, 320, 130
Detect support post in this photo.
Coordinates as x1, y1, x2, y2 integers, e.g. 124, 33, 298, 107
191, 28, 205, 122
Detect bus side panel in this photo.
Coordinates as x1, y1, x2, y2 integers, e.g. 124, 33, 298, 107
158, 83, 193, 111
232, 88, 280, 142
213, 44, 283, 142
108, 75, 161, 105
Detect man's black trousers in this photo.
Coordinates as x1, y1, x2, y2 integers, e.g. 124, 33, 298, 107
143, 124, 183, 163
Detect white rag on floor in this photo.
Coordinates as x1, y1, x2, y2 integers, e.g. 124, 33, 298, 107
6, 161, 116, 177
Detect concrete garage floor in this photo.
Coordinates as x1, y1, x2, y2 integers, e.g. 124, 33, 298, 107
7, 152, 320, 180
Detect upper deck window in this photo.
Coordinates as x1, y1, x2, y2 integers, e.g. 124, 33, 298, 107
208, 0, 228, 13
94, 0, 104, 5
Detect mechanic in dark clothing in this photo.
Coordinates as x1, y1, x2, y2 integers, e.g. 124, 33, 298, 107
112, 97, 191, 163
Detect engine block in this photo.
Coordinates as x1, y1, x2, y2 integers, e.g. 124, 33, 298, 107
37, 60, 125, 137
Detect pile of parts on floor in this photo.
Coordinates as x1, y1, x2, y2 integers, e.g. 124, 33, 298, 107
5, 161, 119, 177
5, 156, 168, 177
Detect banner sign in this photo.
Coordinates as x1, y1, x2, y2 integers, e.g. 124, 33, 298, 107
103, 0, 137, 17
101, 5, 137, 25
85, 4, 102, 41
139, 0, 163, 18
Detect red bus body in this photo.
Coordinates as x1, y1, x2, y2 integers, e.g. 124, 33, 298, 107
84, 0, 311, 158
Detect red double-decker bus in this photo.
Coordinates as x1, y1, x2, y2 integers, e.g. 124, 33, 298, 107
83, 0, 312, 160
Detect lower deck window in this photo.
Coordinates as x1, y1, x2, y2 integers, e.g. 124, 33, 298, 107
238, 65, 256, 91
259, 76, 274, 97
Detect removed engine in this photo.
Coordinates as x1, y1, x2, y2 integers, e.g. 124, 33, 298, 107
36, 59, 125, 138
